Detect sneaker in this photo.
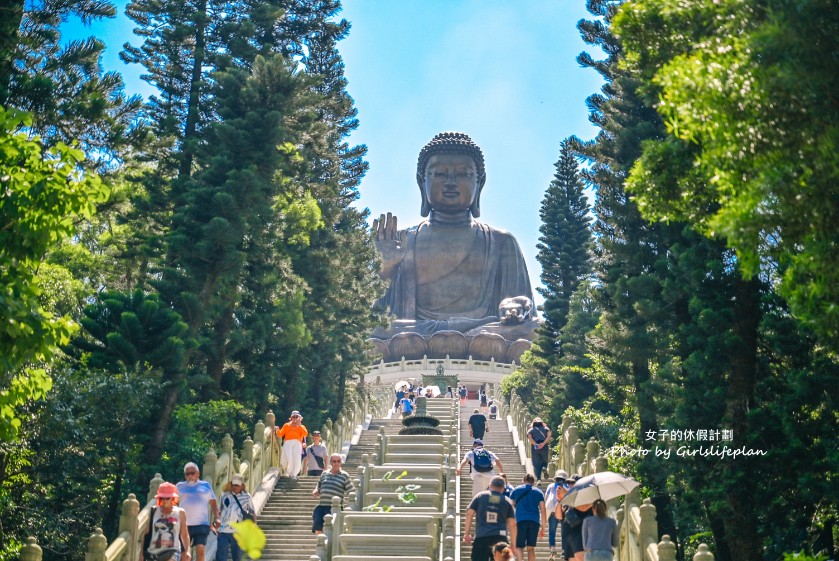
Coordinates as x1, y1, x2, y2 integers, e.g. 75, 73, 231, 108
548, 551, 558, 561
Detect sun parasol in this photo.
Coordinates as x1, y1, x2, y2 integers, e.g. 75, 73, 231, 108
560, 470, 640, 507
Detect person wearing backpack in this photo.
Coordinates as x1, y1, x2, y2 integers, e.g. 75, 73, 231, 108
488, 400, 499, 420
217, 474, 256, 561
527, 417, 553, 484
456, 439, 505, 498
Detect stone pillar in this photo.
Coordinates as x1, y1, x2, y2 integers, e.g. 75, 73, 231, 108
693, 544, 715, 561
572, 439, 585, 473
586, 438, 600, 470
118, 493, 141, 561
241, 437, 255, 491
84, 529, 107, 561
657, 535, 677, 561
595, 456, 609, 473
203, 447, 218, 492
640, 498, 658, 549
19, 537, 42, 561
315, 533, 328, 561
377, 428, 386, 465
147, 473, 164, 503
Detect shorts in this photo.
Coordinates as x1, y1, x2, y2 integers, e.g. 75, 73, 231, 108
515, 520, 540, 548
187, 525, 210, 546
307, 469, 324, 476
312, 505, 335, 533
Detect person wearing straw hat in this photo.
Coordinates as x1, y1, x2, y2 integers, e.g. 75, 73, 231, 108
217, 474, 255, 561
144, 482, 190, 561
275, 410, 308, 479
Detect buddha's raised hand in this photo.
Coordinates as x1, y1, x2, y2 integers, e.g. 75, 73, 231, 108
372, 212, 408, 279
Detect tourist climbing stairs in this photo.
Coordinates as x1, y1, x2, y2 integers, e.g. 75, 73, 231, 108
258, 397, 461, 561
459, 400, 555, 561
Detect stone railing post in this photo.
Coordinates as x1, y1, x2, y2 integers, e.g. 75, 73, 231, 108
19, 537, 42, 561
241, 437, 255, 488
253, 419, 266, 478
565, 425, 578, 474
444, 514, 456, 558
118, 493, 141, 561
355, 463, 365, 510
203, 447, 218, 495
595, 456, 609, 473
377, 428, 386, 464
572, 439, 585, 473
315, 533, 328, 561
640, 498, 658, 553
586, 438, 600, 469
693, 544, 714, 561
657, 535, 677, 561
84, 529, 107, 561
147, 473, 164, 503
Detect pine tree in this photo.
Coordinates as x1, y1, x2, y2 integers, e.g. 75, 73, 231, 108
534, 138, 593, 361
1, 0, 140, 166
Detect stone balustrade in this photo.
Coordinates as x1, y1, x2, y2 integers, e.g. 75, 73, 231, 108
18, 384, 391, 561
503, 390, 715, 561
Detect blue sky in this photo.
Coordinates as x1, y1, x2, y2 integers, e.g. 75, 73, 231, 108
68, 1, 604, 304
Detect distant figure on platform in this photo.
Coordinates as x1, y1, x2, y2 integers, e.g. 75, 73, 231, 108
459, 385, 468, 405
480, 390, 489, 414
488, 398, 499, 420
457, 439, 505, 498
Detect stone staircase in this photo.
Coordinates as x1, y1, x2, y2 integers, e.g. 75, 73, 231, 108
259, 420, 379, 561
459, 400, 557, 561
257, 398, 541, 561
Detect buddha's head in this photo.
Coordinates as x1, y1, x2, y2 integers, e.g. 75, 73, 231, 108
416, 132, 487, 217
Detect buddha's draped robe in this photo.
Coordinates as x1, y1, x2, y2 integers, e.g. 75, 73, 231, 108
378, 219, 534, 334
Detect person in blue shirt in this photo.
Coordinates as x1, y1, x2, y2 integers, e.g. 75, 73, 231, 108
510, 473, 547, 561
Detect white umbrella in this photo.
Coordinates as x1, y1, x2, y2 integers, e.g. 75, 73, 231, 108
560, 471, 640, 507
428, 385, 441, 397
394, 380, 410, 391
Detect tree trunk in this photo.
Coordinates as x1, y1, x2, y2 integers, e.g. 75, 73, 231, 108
721, 277, 762, 561
141, 381, 181, 482
178, 0, 207, 180
0, 0, 23, 103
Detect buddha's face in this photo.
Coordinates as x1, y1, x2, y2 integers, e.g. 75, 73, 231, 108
423, 153, 479, 214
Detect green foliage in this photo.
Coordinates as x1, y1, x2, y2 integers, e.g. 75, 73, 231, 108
782, 554, 829, 561
616, 0, 839, 350
1, 107, 108, 441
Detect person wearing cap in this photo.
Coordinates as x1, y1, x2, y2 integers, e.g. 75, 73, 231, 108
544, 470, 570, 560
275, 410, 308, 479
305, 431, 328, 476
526, 417, 552, 484
216, 474, 255, 561
456, 439, 505, 498
176, 463, 218, 561
463, 475, 516, 561
145, 482, 190, 561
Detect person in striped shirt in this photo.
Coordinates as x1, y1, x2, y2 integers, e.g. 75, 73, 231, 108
311, 454, 354, 534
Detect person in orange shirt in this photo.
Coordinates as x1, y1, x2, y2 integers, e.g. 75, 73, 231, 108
276, 410, 308, 479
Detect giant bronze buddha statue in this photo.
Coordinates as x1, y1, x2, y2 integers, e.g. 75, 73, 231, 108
370, 132, 539, 362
